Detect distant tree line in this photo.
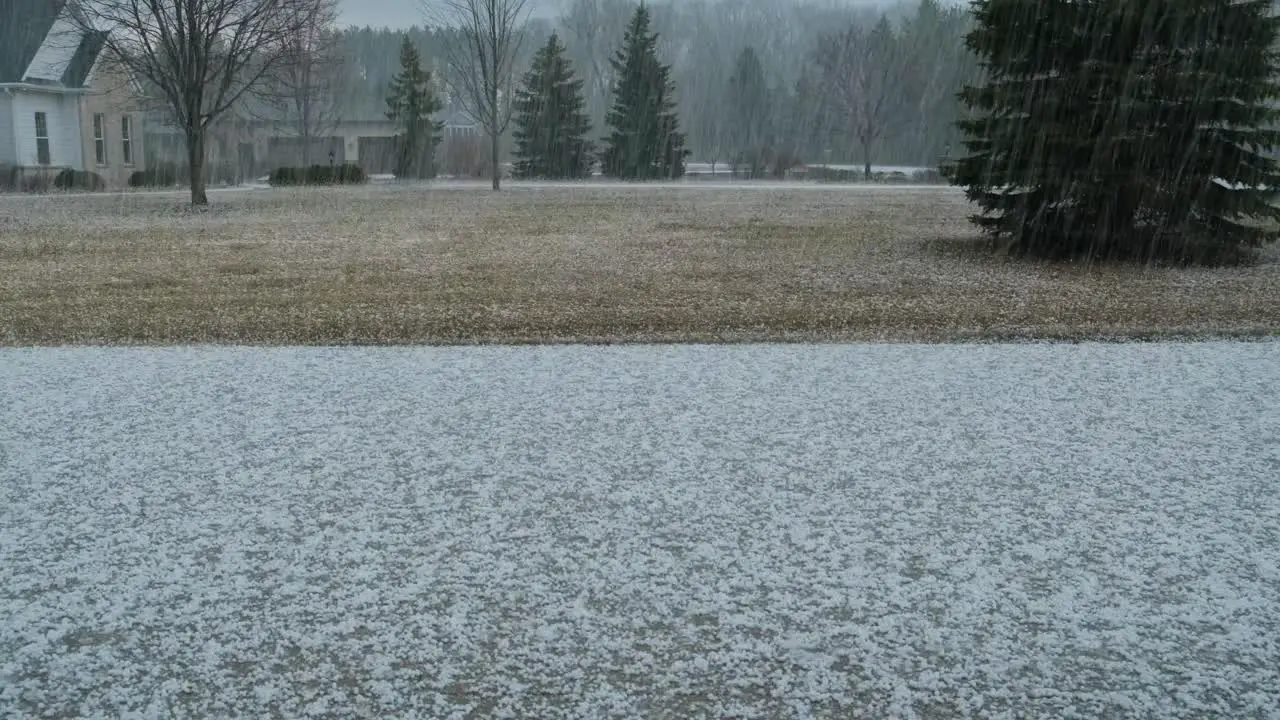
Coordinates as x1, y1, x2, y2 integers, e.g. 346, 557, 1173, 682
369, 2, 688, 180
328, 0, 975, 177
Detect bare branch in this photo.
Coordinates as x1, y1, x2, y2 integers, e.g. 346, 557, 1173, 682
254, 0, 345, 164
814, 17, 911, 174
69, 0, 322, 203
425, 0, 531, 189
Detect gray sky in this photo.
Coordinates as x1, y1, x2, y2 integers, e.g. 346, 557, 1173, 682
338, 0, 892, 28
340, 0, 424, 27
340, 0, 556, 27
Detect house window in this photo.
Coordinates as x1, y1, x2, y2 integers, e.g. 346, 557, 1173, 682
121, 116, 134, 165
93, 113, 107, 165
34, 112, 50, 165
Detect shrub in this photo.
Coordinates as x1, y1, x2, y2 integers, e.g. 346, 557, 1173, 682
128, 162, 180, 188
339, 164, 367, 183
54, 169, 107, 192
127, 161, 242, 188
22, 170, 54, 193
809, 166, 861, 183
269, 166, 301, 185
269, 164, 367, 186
269, 167, 293, 185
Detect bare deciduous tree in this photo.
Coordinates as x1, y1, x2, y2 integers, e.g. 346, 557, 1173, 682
815, 16, 912, 179
427, 0, 531, 190
72, 0, 320, 204
264, 0, 344, 167
559, 0, 632, 138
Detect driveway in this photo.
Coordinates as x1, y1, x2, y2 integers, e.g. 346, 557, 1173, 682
2, 343, 1277, 718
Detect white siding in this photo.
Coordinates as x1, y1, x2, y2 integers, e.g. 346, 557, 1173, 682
12, 92, 82, 168
0, 94, 15, 165
23, 15, 82, 83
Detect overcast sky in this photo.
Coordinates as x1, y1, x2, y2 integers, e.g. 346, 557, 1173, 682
340, 0, 421, 27
339, 0, 577, 26
338, 0, 416, 27
338, 0, 892, 28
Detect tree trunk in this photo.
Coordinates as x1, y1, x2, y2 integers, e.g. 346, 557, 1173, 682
490, 130, 501, 191
187, 128, 208, 206
300, 89, 313, 167
861, 130, 873, 180
403, 128, 416, 179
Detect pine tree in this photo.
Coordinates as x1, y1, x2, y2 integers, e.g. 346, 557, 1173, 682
512, 34, 594, 179
599, 4, 689, 179
726, 45, 771, 178
954, 0, 1280, 262
385, 37, 444, 179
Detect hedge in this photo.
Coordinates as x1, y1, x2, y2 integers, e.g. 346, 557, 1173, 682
128, 163, 180, 188
128, 162, 238, 188
53, 169, 106, 192
270, 164, 367, 186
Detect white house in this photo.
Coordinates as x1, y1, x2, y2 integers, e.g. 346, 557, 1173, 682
0, 0, 141, 187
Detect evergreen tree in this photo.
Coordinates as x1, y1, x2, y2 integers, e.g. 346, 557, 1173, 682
726, 45, 772, 178
385, 37, 444, 179
599, 5, 689, 179
954, 0, 1280, 262
512, 34, 595, 179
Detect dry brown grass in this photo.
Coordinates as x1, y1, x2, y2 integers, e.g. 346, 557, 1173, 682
1, 183, 1278, 345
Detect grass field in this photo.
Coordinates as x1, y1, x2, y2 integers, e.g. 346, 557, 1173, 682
2, 183, 1278, 345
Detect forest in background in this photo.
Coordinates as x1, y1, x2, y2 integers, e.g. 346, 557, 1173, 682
329, 0, 976, 169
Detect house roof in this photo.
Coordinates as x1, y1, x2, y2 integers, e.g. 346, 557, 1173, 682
0, 0, 103, 88
62, 29, 106, 87
0, 0, 66, 82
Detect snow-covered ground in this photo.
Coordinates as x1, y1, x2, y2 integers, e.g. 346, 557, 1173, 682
2, 343, 1278, 719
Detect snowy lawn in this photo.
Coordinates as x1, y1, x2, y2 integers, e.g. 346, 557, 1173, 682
3, 184, 1279, 345
2, 342, 1278, 718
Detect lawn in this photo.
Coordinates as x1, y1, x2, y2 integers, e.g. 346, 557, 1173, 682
2, 343, 1277, 717
2, 183, 1277, 345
